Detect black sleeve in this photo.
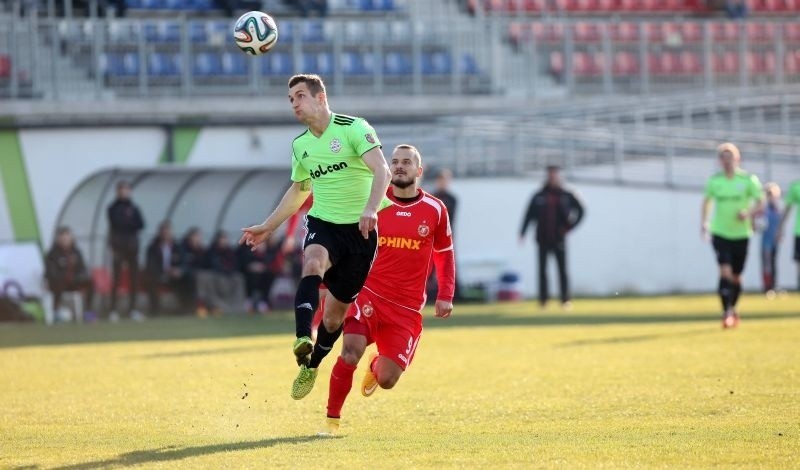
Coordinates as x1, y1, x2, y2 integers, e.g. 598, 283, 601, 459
568, 191, 585, 229
519, 193, 538, 237
44, 250, 58, 283
134, 205, 145, 232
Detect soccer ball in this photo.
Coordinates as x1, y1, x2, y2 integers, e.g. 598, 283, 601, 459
233, 11, 278, 56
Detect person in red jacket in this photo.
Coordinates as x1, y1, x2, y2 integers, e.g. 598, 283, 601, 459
319, 144, 455, 434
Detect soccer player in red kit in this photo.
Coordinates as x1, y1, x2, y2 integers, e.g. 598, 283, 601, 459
321, 144, 455, 434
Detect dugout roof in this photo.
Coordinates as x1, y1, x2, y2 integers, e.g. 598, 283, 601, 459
56, 168, 290, 267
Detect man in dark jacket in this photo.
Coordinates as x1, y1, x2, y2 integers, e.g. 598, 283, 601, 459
144, 220, 189, 316
107, 180, 145, 321
519, 166, 585, 308
45, 226, 94, 319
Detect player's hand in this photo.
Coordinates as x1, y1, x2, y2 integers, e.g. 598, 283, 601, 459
359, 208, 378, 239
434, 300, 453, 318
701, 221, 710, 241
239, 223, 272, 251
737, 209, 750, 221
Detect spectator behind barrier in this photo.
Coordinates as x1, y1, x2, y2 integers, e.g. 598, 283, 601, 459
237, 236, 281, 314
44, 226, 95, 321
145, 221, 194, 316
179, 227, 206, 316
196, 230, 246, 316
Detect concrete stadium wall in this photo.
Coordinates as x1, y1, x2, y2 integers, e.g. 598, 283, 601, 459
2, 127, 797, 297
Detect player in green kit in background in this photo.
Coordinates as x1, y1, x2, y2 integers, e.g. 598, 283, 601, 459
701, 143, 764, 329
240, 74, 391, 398
780, 179, 800, 291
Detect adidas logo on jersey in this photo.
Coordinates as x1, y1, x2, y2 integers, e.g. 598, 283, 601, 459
302, 151, 309, 159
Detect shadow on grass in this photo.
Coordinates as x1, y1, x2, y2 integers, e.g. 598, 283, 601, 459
132, 344, 273, 360
2, 309, 799, 350
52, 435, 334, 470
555, 329, 712, 348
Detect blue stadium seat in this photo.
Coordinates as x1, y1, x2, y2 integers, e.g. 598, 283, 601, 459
342, 52, 364, 75
189, 21, 208, 43
384, 52, 411, 75
189, 0, 213, 9
300, 21, 325, 43
302, 52, 334, 75
263, 52, 293, 76
125, 0, 144, 8
148, 53, 180, 76
221, 52, 248, 76
105, 53, 140, 76
279, 20, 294, 43
193, 52, 222, 76
422, 51, 452, 75
161, 21, 181, 42
461, 54, 479, 75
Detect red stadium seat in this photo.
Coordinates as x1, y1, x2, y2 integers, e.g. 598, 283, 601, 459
596, 0, 617, 10
713, 51, 739, 74
617, 0, 639, 10
550, 51, 564, 75
679, 51, 702, 74
0, 54, 10, 78
746, 51, 767, 74
573, 22, 601, 42
785, 50, 800, 73
613, 51, 639, 75
681, 22, 703, 43
647, 52, 662, 74
611, 21, 639, 42
784, 23, 800, 42
763, 51, 777, 73
644, 22, 663, 42
659, 52, 680, 74
711, 22, 739, 42
573, 51, 594, 75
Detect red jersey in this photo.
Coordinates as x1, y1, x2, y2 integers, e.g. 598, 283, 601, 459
363, 188, 455, 312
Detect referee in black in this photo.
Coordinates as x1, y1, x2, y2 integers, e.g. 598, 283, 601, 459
519, 166, 585, 308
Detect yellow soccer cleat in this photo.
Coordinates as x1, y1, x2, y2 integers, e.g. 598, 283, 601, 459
291, 364, 318, 400
361, 352, 379, 397
317, 417, 340, 437
293, 336, 313, 366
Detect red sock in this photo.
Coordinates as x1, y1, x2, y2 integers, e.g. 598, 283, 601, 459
327, 356, 357, 418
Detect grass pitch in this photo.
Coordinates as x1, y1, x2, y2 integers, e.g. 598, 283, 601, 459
1, 294, 798, 468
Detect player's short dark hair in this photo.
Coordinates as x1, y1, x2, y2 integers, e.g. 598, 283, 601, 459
393, 144, 422, 165
546, 165, 561, 172
288, 74, 326, 96
55, 226, 72, 237
116, 180, 131, 191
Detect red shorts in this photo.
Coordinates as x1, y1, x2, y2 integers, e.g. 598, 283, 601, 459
344, 289, 423, 370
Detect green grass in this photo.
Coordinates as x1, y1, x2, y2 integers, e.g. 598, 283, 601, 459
1, 294, 799, 468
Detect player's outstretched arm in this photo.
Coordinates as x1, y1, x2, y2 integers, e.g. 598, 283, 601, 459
359, 147, 391, 238
240, 180, 311, 250
701, 197, 713, 239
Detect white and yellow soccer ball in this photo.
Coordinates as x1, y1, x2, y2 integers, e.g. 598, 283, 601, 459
233, 11, 278, 56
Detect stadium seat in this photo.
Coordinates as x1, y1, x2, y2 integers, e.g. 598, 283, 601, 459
148, 52, 180, 76
784, 23, 800, 42
189, 21, 208, 43
612, 51, 639, 76
262, 52, 293, 76
679, 51, 702, 74
302, 52, 334, 75
300, 21, 325, 43
342, 51, 367, 75
681, 22, 703, 43
0, 54, 10, 78
461, 54, 479, 75
384, 52, 412, 75
549, 51, 564, 76
573, 22, 601, 42
193, 52, 222, 76
611, 22, 639, 42
221, 52, 248, 76
746, 22, 775, 42
422, 51, 452, 75
711, 22, 739, 42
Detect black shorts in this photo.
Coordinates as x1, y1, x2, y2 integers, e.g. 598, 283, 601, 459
303, 215, 378, 303
711, 235, 749, 275
795, 236, 800, 262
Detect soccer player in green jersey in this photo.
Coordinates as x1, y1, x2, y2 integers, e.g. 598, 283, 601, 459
779, 179, 800, 291
701, 143, 764, 328
239, 74, 391, 397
